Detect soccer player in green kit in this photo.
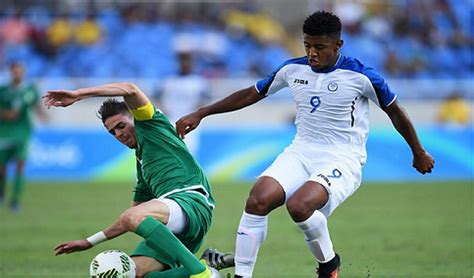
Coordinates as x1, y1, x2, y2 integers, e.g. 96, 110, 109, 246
45, 82, 218, 278
0, 62, 46, 211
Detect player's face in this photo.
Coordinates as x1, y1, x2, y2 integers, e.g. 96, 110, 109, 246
104, 113, 137, 149
303, 34, 343, 70
10, 64, 24, 84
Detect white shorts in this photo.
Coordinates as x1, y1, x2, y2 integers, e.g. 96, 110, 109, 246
259, 142, 362, 217
160, 198, 188, 234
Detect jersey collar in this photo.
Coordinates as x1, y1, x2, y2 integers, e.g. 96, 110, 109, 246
310, 53, 343, 74
10, 81, 26, 90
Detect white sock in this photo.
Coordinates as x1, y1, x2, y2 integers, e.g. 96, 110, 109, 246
234, 212, 268, 277
296, 210, 335, 263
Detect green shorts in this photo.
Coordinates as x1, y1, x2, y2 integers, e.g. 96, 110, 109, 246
131, 190, 213, 268
0, 141, 29, 164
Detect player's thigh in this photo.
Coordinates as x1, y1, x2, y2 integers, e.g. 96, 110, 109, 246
245, 176, 286, 215
167, 191, 213, 253
159, 198, 187, 234
132, 255, 168, 277
126, 199, 188, 235
308, 158, 362, 217
286, 180, 329, 221
258, 145, 310, 203
124, 199, 170, 230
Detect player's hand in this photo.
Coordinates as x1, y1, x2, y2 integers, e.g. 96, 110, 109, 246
54, 239, 92, 255
176, 112, 203, 139
412, 150, 434, 174
43, 89, 81, 108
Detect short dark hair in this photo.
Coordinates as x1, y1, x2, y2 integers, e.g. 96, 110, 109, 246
303, 11, 342, 37
9, 61, 22, 67
97, 98, 129, 123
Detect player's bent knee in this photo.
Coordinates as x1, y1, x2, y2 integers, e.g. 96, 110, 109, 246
118, 211, 134, 232
120, 208, 146, 232
245, 194, 274, 215
286, 197, 317, 222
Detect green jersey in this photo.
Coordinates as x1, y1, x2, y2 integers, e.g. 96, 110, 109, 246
132, 109, 214, 209
0, 82, 39, 142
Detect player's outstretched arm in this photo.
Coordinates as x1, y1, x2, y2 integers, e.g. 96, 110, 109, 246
54, 216, 129, 256
176, 86, 265, 138
44, 82, 149, 110
54, 239, 92, 255
383, 100, 435, 174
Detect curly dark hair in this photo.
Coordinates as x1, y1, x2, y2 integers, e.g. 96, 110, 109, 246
303, 11, 342, 37
97, 98, 130, 123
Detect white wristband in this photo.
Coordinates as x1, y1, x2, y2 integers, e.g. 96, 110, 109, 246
86, 231, 107, 246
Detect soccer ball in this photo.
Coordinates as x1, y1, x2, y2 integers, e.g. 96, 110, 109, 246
89, 250, 136, 278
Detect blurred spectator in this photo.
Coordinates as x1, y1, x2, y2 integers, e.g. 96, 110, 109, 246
0, 1, 470, 80
224, 3, 286, 45
334, 0, 365, 31
0, 10, 32, 45
0, 62, 47, 212
74, 12, 103, 45
383, 48, 405, 76
222, 3, 292, 77
46, 14, 74, 48
173, 27, 228, 78
30, 22, 56, 58
361, 3, 392, 42
437, 92, 471, 125
156, 51, 210, 155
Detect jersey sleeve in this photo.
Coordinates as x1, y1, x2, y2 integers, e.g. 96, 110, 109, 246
129, 101, 156, 121
133, 160, 153, 202
255, 61, 289, 96
22, 84, 39, 108
30, 84, 40, 106
361, 67, 397, 109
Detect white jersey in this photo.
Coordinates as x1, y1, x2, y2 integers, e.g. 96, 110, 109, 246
255, 55, 396, 164
160, 74, 209, 155
161, 74, 209, 123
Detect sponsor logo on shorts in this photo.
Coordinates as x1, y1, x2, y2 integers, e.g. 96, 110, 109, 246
317, 173, 331, 187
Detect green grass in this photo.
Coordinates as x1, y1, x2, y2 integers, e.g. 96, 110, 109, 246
0, 180, 472, 277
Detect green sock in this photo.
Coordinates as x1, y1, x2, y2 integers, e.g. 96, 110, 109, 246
11, 174, 24, 204
144, 266, 189, 278
135, 216, 205, 275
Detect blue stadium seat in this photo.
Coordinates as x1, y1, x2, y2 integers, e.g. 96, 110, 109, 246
448, 0, 472, 35
4, 2, 469, 81
4, 44, 34, 62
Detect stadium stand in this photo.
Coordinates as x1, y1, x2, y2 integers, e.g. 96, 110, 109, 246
0, 1, 471, 95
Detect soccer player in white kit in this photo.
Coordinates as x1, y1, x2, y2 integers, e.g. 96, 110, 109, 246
158, 51, 209, 155
177, 11, 435, 278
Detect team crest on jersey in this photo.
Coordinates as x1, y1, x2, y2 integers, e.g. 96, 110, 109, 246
327, 82, 338, 92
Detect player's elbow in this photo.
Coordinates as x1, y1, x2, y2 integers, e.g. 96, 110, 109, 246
119, 82, 142, 97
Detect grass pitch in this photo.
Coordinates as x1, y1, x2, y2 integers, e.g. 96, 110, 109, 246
0, 180, 471, 277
